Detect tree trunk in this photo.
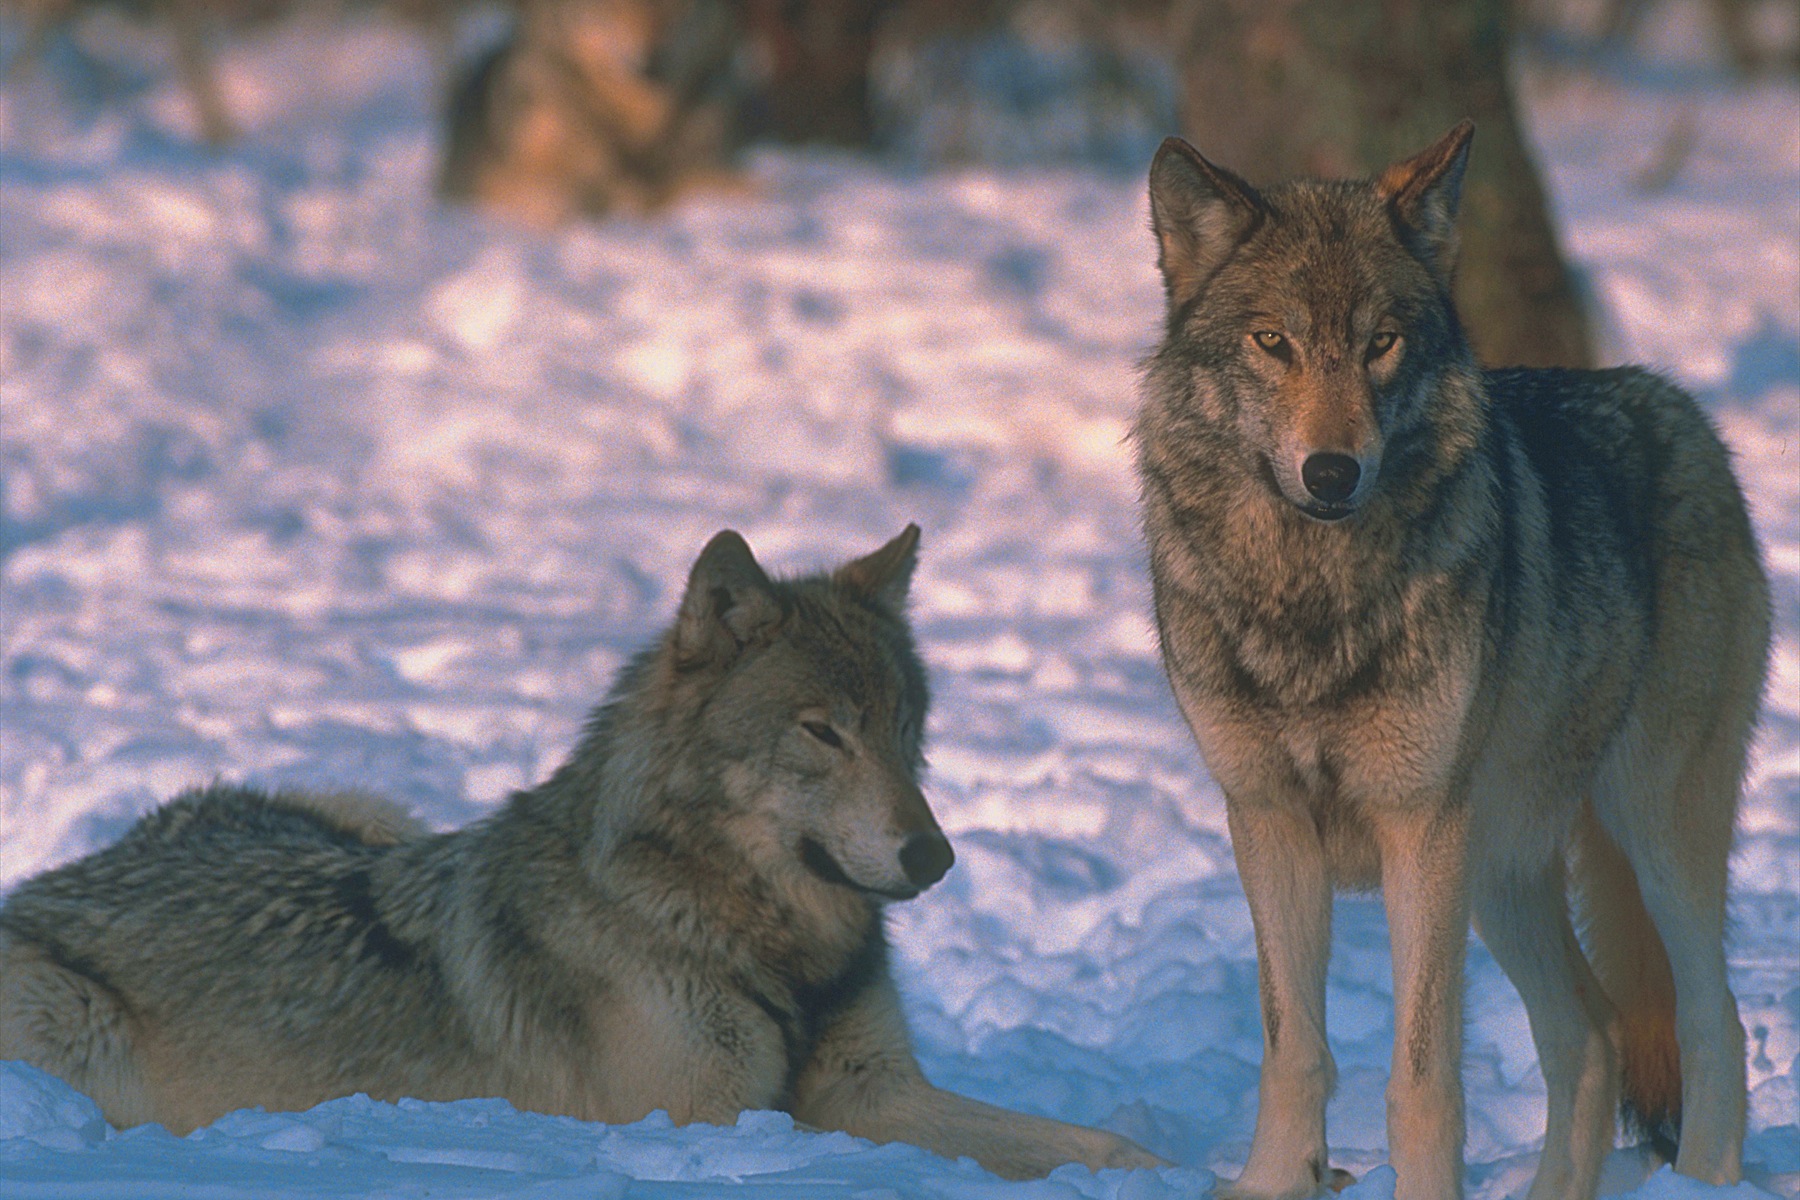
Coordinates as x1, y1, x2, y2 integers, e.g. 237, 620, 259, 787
1171, 0, 1594, 369
745, 0, 886, 145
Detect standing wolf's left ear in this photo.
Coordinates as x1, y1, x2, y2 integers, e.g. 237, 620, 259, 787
835, 524, 920, 614
1376, 119, 1475, 281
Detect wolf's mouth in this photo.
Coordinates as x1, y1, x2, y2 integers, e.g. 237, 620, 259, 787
799, 837, 919, 901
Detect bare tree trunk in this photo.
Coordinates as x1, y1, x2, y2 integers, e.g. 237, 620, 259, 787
746, 0, 885, 144
1171, 0, 1594, 369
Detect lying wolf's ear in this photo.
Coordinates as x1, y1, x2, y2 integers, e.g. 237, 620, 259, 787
1148, 136, 1267, 314
835, 524, 919, 614
1376, 120, 1475, 280
675, 531, 783, 667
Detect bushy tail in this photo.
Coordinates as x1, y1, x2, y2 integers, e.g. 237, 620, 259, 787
1570, 805, 1681, 1161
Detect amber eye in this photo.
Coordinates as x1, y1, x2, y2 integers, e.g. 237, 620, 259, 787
803, 721, 844, 749
1251, 331, 1294, 361
1368, 331, 1399, 359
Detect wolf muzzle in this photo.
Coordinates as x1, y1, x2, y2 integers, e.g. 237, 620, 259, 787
800, 831, 954, 900
1301, 453, 1360, 506
899, 832, 954, 890
1294, 450, 1376, 521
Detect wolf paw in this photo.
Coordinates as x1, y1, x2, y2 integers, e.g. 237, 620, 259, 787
1215, 1165, 1354, 1199
1096, 1137, 1172, 1171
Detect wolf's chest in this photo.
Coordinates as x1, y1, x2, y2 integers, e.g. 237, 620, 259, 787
1157, 561, 1396, 711
1157, 543, 1482, 825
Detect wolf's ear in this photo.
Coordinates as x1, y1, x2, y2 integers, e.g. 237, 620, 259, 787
675, 531, 783, 667
1376, 120, 1475, 280
835, 524, 919, 614
1148, 136, 1267, 314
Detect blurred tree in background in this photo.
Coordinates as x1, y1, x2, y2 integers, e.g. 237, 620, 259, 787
1168, 0, 1594, 367
848, 0, 1594, 366
743, 0, 882, 144
24, 0, 1800, 370
863, 0, 1174, 168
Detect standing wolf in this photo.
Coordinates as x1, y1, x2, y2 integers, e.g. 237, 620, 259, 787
1135, 122, 1769, 1200
0, 527, 1163, 1180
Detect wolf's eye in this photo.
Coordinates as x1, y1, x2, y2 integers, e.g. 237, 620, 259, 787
1367, 331, 1399, 359
803, 721, 844, 749
1252, 330, 1287, 355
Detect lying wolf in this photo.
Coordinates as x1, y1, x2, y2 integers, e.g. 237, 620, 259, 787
1136, 123, 1768, 1200
0, 526, 1165, 1180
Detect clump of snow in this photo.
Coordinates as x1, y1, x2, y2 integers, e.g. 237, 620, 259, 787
1, 9, 1796, 1200
1625, 1167, 1796, 1200
1, 1061, 1215, 1199
0, 1062, 110, 1152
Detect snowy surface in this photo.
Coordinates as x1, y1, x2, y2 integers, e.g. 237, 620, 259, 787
2, 13, 1797, 1200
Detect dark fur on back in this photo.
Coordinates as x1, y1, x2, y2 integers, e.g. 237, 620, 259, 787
3, 787, 479, 1089
1137, 126, 1767, 1197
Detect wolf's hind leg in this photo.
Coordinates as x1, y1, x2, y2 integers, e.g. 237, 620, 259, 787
1597, 730, 1746, 1186
0, 933, 148, 1127
1472, 857, 1618, 1200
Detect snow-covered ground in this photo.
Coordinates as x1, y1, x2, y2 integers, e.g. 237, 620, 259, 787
1, 12, 1796, 1200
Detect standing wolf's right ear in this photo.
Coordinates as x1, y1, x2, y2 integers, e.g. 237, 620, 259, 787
675, 531, 783, 667
1148, 137, 1267, 314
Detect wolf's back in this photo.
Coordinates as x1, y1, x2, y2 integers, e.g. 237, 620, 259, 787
1487, 364, 1769, 1156
1485, 365, 1755, 555
0, 784, 471, 1120
3, 784, 405, 976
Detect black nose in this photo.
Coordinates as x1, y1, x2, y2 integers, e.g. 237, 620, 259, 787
899, 833, 954, 890
1301, 453, 1361, 505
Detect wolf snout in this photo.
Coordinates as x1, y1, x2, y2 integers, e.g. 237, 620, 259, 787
899, 831, 954, 890
1301, 452, 1361, 506
1288, 449, 1378, 520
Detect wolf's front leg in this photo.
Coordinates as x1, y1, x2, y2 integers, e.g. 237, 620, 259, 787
1373, 804, 1471, 1200
1224, 800, 1339, 1200
788, 969, 1167, 1180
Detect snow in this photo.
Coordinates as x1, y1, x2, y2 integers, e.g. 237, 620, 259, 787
2, 12, 1797, 1200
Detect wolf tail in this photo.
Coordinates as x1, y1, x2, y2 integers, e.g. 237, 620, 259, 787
1570, 804, 1682, 1161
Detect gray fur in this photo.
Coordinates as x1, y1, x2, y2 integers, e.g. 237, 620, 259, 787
1137, 123, 1769, 1200
0, 527, 1165, 1180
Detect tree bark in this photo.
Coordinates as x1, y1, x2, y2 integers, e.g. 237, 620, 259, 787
1171, 0, 1594, 369
745, 0, 886, 145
